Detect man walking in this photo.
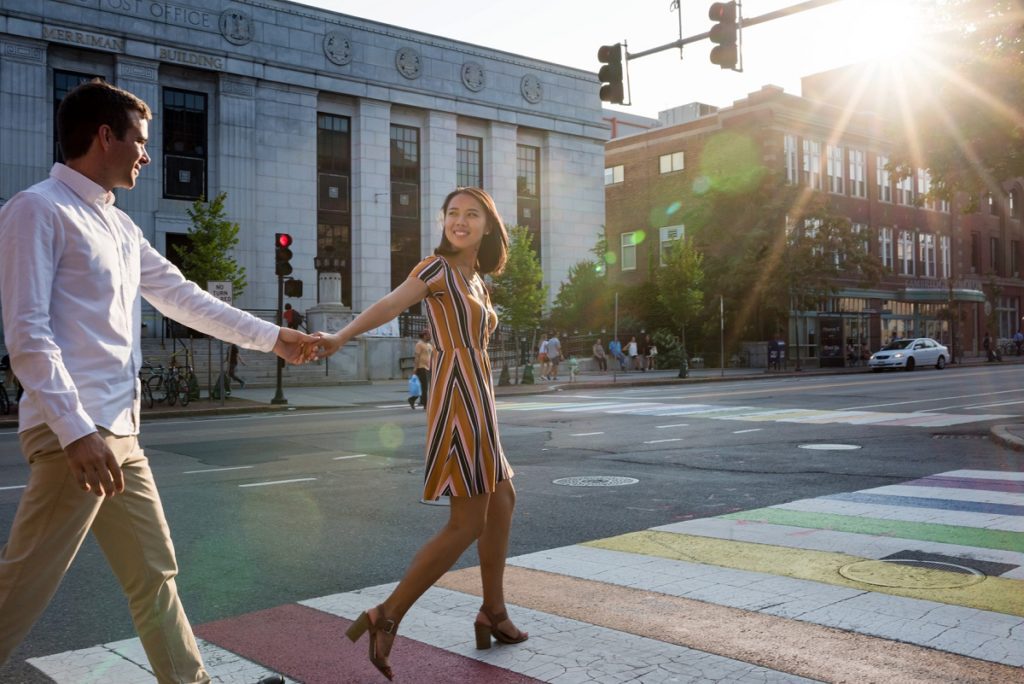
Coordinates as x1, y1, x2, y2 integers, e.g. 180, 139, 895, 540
0, 81, 308, 684
546, 332, 562, 381
414, 329, 433, 408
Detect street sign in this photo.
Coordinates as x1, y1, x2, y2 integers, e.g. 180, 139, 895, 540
207, 280, 233, 306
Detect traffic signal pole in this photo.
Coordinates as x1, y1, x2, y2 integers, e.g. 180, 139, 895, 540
625, 0, 841, 63
271, 274, 287, 405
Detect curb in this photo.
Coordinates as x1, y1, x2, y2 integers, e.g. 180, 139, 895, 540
989, 425, 1024, 452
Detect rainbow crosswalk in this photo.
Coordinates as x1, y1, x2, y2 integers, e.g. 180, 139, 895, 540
495, 399, 1011, 428
27, 469, 1023, 682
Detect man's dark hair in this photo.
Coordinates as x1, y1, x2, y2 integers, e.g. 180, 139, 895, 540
57, 79, 152, 161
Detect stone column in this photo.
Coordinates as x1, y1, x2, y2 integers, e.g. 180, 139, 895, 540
487, 121, 518, 230
350, 98, 391, 312
0, 38, 49, 201
421, 110, 457, 253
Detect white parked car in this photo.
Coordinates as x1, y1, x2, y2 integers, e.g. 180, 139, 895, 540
868, 337, 949, 371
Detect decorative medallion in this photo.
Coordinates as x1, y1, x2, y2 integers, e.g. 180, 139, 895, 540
395, 47, 422, 79
323, 31, 353, 66
460, 61, 486, 92
520, 73, 543, 103
219, 9, 253, 46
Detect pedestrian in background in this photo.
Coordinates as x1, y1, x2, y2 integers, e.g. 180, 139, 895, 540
592, 338, 608, 371
315, 187, 527, 680
609, 337, 625, 370
407, 372, 421, 409
227, 343, 246, 389
626, 336, 639, 371
283, 302, 303, 330
537, 336, 549, 381
546, 332, 562, 381
414, 329, 433, 409
0, 80, 309, 684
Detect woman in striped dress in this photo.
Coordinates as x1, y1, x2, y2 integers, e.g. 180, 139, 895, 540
315, 187, 526, 680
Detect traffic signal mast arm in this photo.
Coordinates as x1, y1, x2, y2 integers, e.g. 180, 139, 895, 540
626, 0, 841, 62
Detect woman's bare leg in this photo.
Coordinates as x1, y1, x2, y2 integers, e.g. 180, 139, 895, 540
476, 479, 524, 637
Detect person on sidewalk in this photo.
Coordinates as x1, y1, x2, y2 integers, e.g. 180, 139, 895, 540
984, 331, 997, 362
414, 329, 433, 409
537, 337, 549, 381
626, 336, 639, 371
227, 343, 246, 389
0, 80, 311, 684
315, 187, 527, 680
609, 337, 626, 370
282, 303, 303, 330
407, 372, 422, 410
592, 338, 608, 371
546, 332, 562, 381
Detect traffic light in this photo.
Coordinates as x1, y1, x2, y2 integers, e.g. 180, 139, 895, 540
708, 2, 739, 70
274, 232, 293, 277
597, 43, 624, 104
283, 278, 303, 298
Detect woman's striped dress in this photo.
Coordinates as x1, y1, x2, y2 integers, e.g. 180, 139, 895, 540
410, 255, 513, 500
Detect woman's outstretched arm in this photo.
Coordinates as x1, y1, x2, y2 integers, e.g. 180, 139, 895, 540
316, 277, 429, 358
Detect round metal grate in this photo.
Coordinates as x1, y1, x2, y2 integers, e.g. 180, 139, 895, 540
839, 558, 985, 589
552, 476, 639, 487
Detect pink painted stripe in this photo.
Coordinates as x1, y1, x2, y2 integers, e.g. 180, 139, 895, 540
907, 476, 1024, 493
196, 603, 541, 684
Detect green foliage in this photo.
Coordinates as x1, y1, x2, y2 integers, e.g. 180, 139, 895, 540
174, 192, 247, 297
656, 237, 704, 334
549, 260, 612, 333
491, 225, 546, 333
891, 0, 1024, 205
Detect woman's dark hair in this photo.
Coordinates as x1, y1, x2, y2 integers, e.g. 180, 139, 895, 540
434, 187, 509, 275
57, 79, 151, 161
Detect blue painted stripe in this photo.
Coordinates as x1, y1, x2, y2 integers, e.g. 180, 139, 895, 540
825, 492, 1024, 516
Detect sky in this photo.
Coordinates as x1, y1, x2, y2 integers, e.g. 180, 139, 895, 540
297, 0, 926, 119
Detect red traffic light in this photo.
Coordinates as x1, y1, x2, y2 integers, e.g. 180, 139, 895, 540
276, 233, 293, 248
708, 1, 736, 22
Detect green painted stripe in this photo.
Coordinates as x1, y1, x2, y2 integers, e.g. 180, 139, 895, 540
722, 508, 1024, 553
586, 531, 1024, 617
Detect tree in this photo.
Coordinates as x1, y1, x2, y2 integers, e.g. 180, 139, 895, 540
549, 260, 611, 334
891, 0, 1024, 206
174, 192, 247, 296
656, 237, 704, 377
491, 226, 546, 381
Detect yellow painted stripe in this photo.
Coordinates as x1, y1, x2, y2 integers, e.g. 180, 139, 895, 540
585, 531, 1024, 616
437, 565, 1020, 684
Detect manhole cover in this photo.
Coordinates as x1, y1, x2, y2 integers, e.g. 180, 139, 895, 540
839, 558, 986, 589
798, 443, 862, 451
553, 476, 639, 487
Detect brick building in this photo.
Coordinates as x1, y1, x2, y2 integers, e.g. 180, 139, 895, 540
604, 65, 1023, 363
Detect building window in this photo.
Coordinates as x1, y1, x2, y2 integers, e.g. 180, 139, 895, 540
1011, 188, 1022, 219
390, 124, 421, 294
621, 231, 638, 271
989, 194, 999, 216
896, 173, 914, 206
879, 227, 894, 269
317, 113, 351, 307
990, 236, 1000, 273
1012, 240, 1020, 276
876, 154, 892, 203
826, 144, 844, 194
517, 144, 541, 258
54, 70, 99, 163
163, 88, 208, 200
659, 225, 684, 266
997, 296, 1018, 339
919, 232, 935, 277
851, 222, 869, 261
940, 235, 951, 278
604, 165, 624, 185
783, 134, 798, 185
802, 139, 822, 190
897, 230, 915, 275
456, 134, 483, 188
848, 148, 866, 198
659, 151, 685, 174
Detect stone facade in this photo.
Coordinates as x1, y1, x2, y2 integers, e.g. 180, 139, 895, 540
0, 0, 606, 363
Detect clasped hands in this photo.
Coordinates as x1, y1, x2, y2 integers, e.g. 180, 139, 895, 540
274, 328, 345, 364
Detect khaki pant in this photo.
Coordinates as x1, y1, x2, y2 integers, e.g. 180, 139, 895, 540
0, 425, 209, 684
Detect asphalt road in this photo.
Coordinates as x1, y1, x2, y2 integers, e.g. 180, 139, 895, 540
1, 364, 1022, 681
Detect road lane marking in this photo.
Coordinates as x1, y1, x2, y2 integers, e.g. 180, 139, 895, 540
643, 438, 682, 444
238, 478, 317, 488
656, 423, 689, 429
0, 485, 26, 491
332, 454, 368, 460
184, 465, 255, 474
569, 431, 604, 437
733, 428, 762, 434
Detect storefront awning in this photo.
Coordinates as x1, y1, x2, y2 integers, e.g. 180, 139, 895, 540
900, 288, 987, 303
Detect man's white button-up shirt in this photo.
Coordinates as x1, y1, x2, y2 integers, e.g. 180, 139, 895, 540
0, 164, 279, 448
